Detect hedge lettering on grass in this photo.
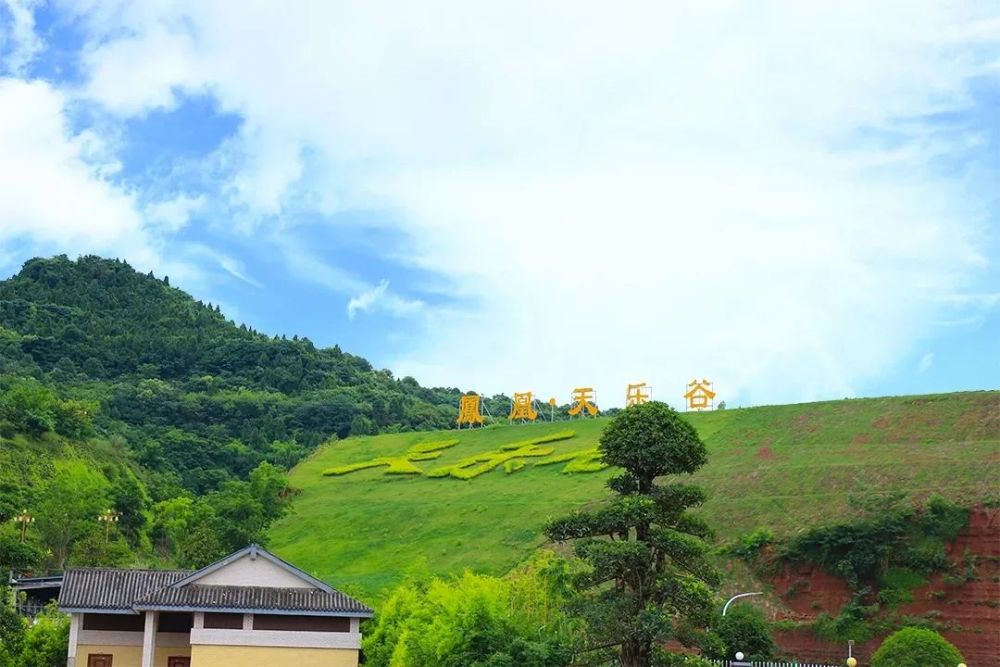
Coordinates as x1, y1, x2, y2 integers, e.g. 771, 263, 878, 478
322, 431, 610, 480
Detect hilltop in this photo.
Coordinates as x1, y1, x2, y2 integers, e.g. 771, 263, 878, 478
268, 391, 999, 600
0, 255, 468, 492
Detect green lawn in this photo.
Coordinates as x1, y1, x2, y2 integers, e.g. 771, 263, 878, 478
268, 391, 999, 602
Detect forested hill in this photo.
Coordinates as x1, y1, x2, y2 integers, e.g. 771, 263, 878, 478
0, 254, 463, 493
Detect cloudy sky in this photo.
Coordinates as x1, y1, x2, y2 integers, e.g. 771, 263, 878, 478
1, 1, 998, 408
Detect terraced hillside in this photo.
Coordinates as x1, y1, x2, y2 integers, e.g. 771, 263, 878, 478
269, 391, 999, 601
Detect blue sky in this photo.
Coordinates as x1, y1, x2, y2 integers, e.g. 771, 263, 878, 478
1, 1, 998, 408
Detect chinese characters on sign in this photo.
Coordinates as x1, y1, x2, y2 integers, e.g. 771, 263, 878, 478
567, 387, 599, 417
683, 379, 716, 411
625, 382, 650, 407
459, 381, 719, 423
509, 392, 539, 422
456, 393, 484, 428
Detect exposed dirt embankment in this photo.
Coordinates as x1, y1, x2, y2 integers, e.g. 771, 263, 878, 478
771, 506, 1000, 666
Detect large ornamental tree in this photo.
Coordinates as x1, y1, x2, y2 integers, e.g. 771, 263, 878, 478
545, 402, 719, 667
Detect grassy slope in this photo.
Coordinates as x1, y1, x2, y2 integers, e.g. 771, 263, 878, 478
268, 391, 999, 601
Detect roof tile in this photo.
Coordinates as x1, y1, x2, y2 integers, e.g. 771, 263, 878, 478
58, 568, 372, 616
58, 568, 190, 612
136, 584, 372, 615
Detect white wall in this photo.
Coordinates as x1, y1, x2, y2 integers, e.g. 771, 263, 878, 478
189, 628, 361, 650
197, 555, 315, 588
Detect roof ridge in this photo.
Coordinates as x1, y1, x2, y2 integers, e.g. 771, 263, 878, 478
187, 583, 344, 590
65, 566, 193, 574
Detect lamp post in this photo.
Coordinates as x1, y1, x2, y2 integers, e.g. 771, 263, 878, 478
13, 510, 34, 542
723, 591, 763, 615
97, 508, 120, 542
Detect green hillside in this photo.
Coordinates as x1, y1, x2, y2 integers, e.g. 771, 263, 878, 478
269, 391, 1000, 600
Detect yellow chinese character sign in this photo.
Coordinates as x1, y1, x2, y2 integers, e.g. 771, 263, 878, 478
567, 387, 598, 417
684, 379, 716, 410
456, 393, 484, 427
509, 392, 538, 422
626, 382, 650, 407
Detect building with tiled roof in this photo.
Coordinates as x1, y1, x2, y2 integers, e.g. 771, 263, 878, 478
58, 544, 372, 667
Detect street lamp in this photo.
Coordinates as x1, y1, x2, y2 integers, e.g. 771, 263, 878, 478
846, 659, 857, 667
723, 591, 763, 615
97, 508, 120, 542
13, 510, 34, 542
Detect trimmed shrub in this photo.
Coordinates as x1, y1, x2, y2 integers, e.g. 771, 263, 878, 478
871, 627, 964, 667
409, 439, 459, 454
533, 448, 609, 473
504, 460, 526, 474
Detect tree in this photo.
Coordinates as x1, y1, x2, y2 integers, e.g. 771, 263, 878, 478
0, 535, 42, 572
545, 402, 718, 667
0, 381, 56, 437
68, 533, 133, 568
871, 627, 964, 667
35, 462, 110, 568
248, 462, 293, 522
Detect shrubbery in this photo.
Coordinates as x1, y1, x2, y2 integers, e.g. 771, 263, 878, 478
362, 552, 579, 667
708, 605, 776, 662
871, 627, 964, 667
778, 495, 967, 594
0, 600, 68, 667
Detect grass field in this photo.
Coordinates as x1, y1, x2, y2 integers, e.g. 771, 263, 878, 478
268, 391, 999, 601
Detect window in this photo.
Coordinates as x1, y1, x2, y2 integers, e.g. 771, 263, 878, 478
157, 612, 193, 633
82, 613, 144, 631
252, 614, 350, 632
203, 613, 244, 629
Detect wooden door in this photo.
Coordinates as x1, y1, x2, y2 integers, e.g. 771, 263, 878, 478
87, 655, 112, 667
167, 658, 191, 667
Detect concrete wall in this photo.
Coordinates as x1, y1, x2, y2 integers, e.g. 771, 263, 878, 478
189, 645, 359, 667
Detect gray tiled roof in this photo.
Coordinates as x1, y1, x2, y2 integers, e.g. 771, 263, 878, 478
136, 584, 372, 615
58, 549, 373, 617
58, 568, 191, 612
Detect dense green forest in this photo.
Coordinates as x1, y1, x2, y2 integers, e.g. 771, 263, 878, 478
0, 256, 480, 485
0, 254, 484, 572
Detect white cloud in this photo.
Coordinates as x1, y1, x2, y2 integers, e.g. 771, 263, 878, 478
145, 194, 205, 232
0, 77, 157, 266
271, 237, 424, 320
44, 2, 1000, 403
0, 0, 42, 74
347, 279, 425, 320
918, 352, 935, 373
183, 243, 261, 288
